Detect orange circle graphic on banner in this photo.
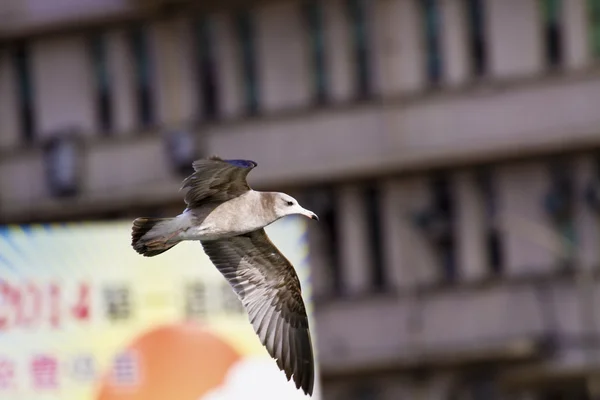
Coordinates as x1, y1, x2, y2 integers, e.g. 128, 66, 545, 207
97, 323, 241, 400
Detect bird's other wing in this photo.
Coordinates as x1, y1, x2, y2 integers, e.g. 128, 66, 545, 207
181, 155, 258, 208
200, 229, 315, 396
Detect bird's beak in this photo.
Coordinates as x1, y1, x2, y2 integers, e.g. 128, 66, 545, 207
300, 208, 319, 221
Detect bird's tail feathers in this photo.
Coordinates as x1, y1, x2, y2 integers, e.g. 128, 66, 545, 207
131, 217, 184, 257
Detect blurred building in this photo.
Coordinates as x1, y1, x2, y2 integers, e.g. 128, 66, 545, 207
2, 0, 600, 399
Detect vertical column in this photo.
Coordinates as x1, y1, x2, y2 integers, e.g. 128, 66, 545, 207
394, 177, 439, 287
107, 30, 135, 135
213, 13, 244, 119
574, 156, 600, 271
324, 0, 353, 103
380, 179, 405, 289
31, 36, 95, 139
0, 50, 20, 149
454, 171, 487, 281
152, 18, 197, 127
563, 0, 590, 69
440, 0, 470, 86
487, 0, 542, 79
376, 0, 426, 96
256, 2, 311, 113
497, 162, 557, 277
337, 184, 370, 295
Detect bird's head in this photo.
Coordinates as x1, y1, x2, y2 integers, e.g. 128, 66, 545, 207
273, 193, 319, 222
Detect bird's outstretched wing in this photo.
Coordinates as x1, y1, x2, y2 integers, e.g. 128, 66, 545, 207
201, 229, 315, 396
181, 155, 257, 208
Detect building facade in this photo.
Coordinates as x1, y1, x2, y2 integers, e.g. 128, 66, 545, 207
2, 0, 600, 398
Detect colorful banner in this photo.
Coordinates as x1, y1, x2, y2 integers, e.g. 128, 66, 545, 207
0, 217, 320, 400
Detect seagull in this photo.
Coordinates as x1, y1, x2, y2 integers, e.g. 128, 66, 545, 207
130, 155, 318, 396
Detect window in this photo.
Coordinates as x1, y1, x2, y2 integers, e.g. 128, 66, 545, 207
348, 382, 382, 400
465, 0, 487, 76
544, 162, 575, 268
129, 26, 155, 128
194, 16, 219, 120
89, 33, 113, 134
421, 0, 443, 85
477, 169, 504, 276
303, 1, 328, 104
540, 0, 563, 67
431, 175, 456, 283
304, 188, 343, 296
589, 0, 600, 58
363, 185, 385, 291
346, 0, 371, 99
12, 41, 35, 143
460, 372, 501, 400
235, 10, 259, 115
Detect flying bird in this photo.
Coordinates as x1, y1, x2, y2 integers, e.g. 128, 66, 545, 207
130, 156, 318, 396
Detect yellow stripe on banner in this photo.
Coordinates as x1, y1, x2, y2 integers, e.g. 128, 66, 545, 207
8, 225, 24, 235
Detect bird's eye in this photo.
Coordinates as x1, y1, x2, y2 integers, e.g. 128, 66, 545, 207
286, 201, 293, 206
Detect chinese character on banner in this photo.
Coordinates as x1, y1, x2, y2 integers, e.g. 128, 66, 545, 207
69, 354, 96, 383
0, 359, 15, 390
184, 281, 206, 319
221, 282, 244, 315
31, 355, 58, 390
110, 351, 140, 388
103, 285, 131, 322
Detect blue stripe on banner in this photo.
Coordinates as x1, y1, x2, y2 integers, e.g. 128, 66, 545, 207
0, 252, 15, 272
20, 224, 34, 236
1, 229, 35, 269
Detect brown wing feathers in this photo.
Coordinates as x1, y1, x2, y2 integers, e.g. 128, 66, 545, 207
180, 155, 257, 207
201, 230, 315, 396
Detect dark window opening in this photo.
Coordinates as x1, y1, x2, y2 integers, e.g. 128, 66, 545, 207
235, 11, 259, 116
129, 27, 155, 128
486, 230, 503, 276
364, 185, 385, 291
303, 1, 328, 104
590, 0, 600, 58
320, 191, 343, 296
195, 17, 219, 120
431, 175, 456, 283
478, 170, 504, 276
12, 42, 35, 143
466, 0, 487, 76
541, 0, 563, 67
545, 162, 575, 268
421, 0, 443, 85
347, 0, 371, 99
89, 33, 113, 134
